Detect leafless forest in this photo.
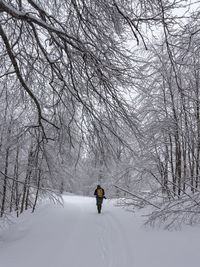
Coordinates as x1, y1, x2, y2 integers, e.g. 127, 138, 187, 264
0, 0, 200, 228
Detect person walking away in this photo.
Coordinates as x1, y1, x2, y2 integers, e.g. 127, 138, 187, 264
94, 185, 106, 214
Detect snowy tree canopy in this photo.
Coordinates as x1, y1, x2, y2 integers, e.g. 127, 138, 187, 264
1, 0, 200, 229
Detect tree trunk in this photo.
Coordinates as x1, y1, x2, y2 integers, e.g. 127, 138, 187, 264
0, 147, 9, 217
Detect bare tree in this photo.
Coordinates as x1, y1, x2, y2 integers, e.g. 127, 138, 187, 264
0, 0, 194, 220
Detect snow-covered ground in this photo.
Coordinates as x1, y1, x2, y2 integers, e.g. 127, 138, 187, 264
0, 194, 200, 267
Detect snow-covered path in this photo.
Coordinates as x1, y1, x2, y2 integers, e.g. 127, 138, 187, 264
0, 195, 200, 267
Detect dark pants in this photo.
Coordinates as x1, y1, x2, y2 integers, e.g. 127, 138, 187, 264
96, 198, 103, 213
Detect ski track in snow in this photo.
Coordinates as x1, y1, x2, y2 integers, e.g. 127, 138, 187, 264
1, 194, 200, 267
0, 196, 133, 267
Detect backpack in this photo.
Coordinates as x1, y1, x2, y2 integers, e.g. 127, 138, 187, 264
97, 188, 103, 198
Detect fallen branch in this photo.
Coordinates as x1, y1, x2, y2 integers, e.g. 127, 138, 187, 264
113, 185, 161, 209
